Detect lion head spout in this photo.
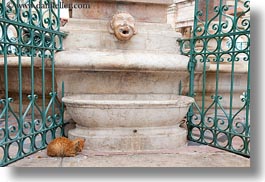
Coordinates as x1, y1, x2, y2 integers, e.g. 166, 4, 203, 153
109, 12, 137, 41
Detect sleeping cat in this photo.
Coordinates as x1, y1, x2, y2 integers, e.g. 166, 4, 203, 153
47, 137, 86, 157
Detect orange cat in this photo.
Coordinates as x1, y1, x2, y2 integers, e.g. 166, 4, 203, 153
47, 137, 86, 157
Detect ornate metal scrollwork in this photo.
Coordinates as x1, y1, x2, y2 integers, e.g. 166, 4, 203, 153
179, 0, 250, 157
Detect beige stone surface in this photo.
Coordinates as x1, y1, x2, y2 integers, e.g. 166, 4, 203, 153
175, 1, 195, 29
55, 50, 190, 97
54, 15, 189, 97
10, 157, 62, 167
63, 94, 193, 152
61, 153, 249, 167
61, 19, 181, 52
72, 1, 171, 23
63, 94, 193, 128
9, 145, 250, 167
55, 1, 191, 153
55, 50, 188, 71
69, 126, 188, 152
55, 70, 190, 99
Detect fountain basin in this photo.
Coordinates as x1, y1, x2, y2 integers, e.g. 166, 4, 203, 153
63, 94, 194, 128
63, 94, 194, 152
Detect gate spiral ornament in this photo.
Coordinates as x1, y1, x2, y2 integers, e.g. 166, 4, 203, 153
0, 0, 65, 166
178, 0, 250, 157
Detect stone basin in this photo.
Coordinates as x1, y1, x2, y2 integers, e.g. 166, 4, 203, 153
63, 94, 194, 152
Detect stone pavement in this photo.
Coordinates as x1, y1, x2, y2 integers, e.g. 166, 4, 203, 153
9, 142, 250, 167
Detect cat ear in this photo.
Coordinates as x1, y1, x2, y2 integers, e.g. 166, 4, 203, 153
74, 141, 80, 147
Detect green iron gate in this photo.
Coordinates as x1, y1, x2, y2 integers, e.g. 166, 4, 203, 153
0, 0, 65, 166
179, 0, 250, 157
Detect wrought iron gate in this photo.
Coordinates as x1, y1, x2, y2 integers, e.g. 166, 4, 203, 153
0, 0, 65, 166
179, 0, 250, 157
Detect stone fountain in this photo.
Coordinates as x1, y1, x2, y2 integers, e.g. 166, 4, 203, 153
55, 0, 194, 152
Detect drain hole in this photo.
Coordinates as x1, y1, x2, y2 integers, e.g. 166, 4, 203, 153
133, 129, 137, 133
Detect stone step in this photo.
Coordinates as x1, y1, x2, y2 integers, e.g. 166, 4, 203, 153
71, 1, 172, 23
61, 19, 181, 52
55, 50, 189, 72
62, 18, 176, 32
